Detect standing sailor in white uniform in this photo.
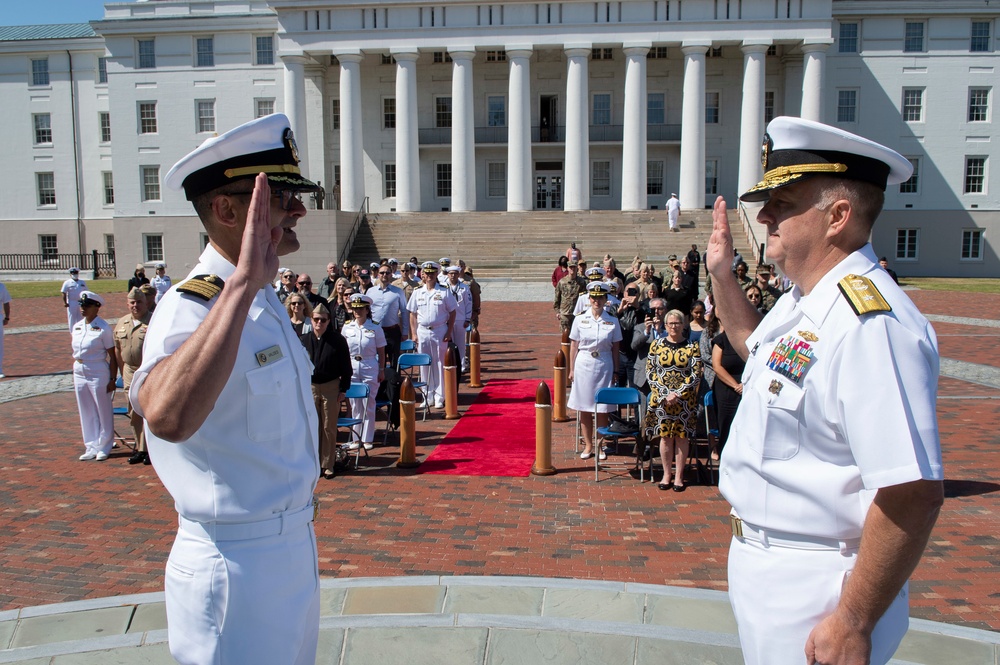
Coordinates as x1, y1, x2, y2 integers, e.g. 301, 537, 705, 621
130, 114, 323, 665
342, 293, 386, 449
406, 261, 456, 409
705, 116, 943, 665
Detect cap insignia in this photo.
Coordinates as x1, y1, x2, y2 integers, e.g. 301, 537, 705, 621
837, 274, 891, 316
177, 274, 225, 301
760, 132, 772, 170
284, 127, 300, 164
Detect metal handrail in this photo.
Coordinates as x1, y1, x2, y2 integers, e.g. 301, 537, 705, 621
737, 200, 764, 265
338, 196, 369, 266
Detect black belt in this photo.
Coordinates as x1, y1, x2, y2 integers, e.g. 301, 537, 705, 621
381, 324, 401, 330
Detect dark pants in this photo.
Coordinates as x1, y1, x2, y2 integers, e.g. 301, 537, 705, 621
382, 325, 402, 370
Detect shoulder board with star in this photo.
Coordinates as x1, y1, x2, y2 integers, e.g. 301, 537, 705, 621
837, 274, 891, 317
177, 274, 225, 301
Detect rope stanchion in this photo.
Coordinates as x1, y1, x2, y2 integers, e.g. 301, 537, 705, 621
396, 377, 420, 468
444, 345, 459, 420
531, 381, 556, 476
552, 349, 570, 422
468, 328, 483, 388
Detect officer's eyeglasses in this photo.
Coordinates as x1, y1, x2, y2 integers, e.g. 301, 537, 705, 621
378, 270, 391, 276
312, 317, 329, 323
297, 280, 312, 287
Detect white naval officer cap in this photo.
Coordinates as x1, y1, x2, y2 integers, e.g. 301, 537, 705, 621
585, 267, 607, 281
164, 113, 319, 201
741, 116, 913, 203
439, 257, 451, 266
69, 267, 79, 274
348, 293, 374, 308
587, 282, 611, 297
445, 265, 461, 274
421, 261, 441, 273
77, 290, 105, 307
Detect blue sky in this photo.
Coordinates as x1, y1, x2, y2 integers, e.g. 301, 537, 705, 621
3, 0, 110, 26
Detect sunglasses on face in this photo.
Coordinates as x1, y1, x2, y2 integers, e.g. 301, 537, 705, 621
297, 281, 312, 287
289, 301, 305, 306
312, 317, 329, 323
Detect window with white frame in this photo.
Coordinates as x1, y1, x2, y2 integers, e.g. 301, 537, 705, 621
33, 113, 52, 145
436, 163, 452, 197
971, 21, 992, 52
899, 158, 920, 194
137, 39, 155, 68
591, 48, 613, 60
196, 37, 214, 67
487, 96, 505, 126
592, 161, 611, 197
433, 51, 453, 63
706, 46, 723, 58
39, 234, 58, 258
705, 160, 719, 195
380, 54, 396, 65
837, 89, 857, 123
383, 98, 396, 129
962, 229, 984, 260
764, 91, 775, 124
138, 102, 157, 134
105, 234, 115, 257
902, 88, 923, 122
647, 160, 664, 196
97, 57, 108, 83
964, 157, 986, 194
904, 22, 924, 53
141, 166, 161, 201
647, 93, 665, 125
255, 98, 274, 118
31, 58, 49, 86
896, 229, 918, 260
331, 99, 340, 130
254, 35, 274, 65
102, 171, 114, 205
839, 22, 859, 53
705, 91, 720, 124
968, 88, 990, 122
36, 172, 56, 206
196, 100, 216, 133
649, 46, 668, 59
99, 112, 111, 143
144, 234, 164, 263
766, 45, 777, 56
485, 50, 506, 62
592, 93, 611, 125
435, 97, 452, 128
383, 163, 396, 198
487, 162, 506, 197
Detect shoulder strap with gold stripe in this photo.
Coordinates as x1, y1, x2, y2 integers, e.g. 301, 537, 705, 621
177, 274, 225, 302
837, 274, 891, 316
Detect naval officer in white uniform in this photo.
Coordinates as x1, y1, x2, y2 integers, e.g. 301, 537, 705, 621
130, 114, 322, 665
342, 293, 386, 448
705, 117, 943, 665
407, 261, 456, 409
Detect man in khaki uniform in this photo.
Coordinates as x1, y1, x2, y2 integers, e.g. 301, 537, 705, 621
553, 261, 586, 332
393, 262, 420, 303
115, 287, 152, 465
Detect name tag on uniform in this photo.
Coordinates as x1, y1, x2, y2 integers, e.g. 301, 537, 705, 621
256, 345, 284, 367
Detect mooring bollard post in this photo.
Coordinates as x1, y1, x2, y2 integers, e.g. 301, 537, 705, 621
397, 377, 420, 468
552, 349, 571, 422
532, 381, 556, 476
560, 329, 571, 382
444, 345, 459, 420
468, 328, 483, 388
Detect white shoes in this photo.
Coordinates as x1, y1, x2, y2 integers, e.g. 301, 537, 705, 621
79, 452, 97, 461
434, 400, 445, 409
0, 373, 6, 379
598, 449, 608, 461
579, 451, 593, 460
347, 442, 361, 450
95, 452, 109, 461
363, 443, 374, 450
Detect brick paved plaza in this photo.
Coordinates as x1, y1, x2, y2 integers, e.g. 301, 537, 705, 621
0, 289, 998, 634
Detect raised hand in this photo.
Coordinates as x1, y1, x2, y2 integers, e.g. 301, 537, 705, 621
236, 173, 280, 290
705, 195, 734, 279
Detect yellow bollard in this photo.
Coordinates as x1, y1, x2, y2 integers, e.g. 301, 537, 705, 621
397, 377, 420, 468
552, 350, 571, 422
444, 345, 460, 420
532, 381, 556, 476
560, 329, 571, 376
468, 329, 483, 388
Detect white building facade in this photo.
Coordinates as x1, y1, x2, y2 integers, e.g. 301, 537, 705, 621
0, 0, 997, 277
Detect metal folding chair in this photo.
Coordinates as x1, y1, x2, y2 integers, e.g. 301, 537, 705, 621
112, 377, 136, 451
337, 382, 370, 468
397, 352, 431, 421
593, 386, 644, 482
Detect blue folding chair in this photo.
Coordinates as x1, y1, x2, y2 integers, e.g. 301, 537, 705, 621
112, 377, 135, 451
593, 386, 643, 482
337, 382, 370, 468
700, 389, 720, 485
397, 352, 431, 421
400, 339, 416, 354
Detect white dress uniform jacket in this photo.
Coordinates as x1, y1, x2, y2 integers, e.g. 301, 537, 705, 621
567, 309, 622, 413
720, 243, 943, 665
151, 274, 172, 303
573, 291, 620, 316
61, 278, 87, 330
406, 284, 457, 406
342, 319, 386, 443
0, 282, 10, 376
130, 244, 321, 665
446, 281, 473, 366
71, 316, 115, 455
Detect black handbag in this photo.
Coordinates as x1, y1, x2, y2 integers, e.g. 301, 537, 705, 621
607, 412, 639, 433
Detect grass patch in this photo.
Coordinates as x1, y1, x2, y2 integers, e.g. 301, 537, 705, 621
5, 280, 130, 299
900, 278, 1000, 294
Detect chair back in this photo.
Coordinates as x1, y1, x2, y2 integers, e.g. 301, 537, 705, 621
400, 339, 416, 353
398, 353, 431, 371
594, 386, 642, 407
703, 390, 715, 408
345, 382, 370, 400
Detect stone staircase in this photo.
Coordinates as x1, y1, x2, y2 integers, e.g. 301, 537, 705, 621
346, 209, 754, 281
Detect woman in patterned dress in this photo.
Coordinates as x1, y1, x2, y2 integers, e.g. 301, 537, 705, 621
643, 309, 703, 491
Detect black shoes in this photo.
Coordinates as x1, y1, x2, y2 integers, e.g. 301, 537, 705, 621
128, 451, 148, 465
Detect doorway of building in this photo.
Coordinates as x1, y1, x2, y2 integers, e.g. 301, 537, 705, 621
539, 95, 559, 142
535, 165, 563, 210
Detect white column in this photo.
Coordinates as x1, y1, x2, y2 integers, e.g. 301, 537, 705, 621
738, 42, 769, 198
450, 50, 476, 212
679, 44, 708, 210
800, 42, 830, 123
621, 46, 649, 211
282, 55, 309, 178
337, 53, 365, 213
507, 48, 532, 212
394, 51, 420, 212
564, 47, 591, 211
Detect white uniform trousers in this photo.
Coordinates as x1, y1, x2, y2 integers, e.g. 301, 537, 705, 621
350, 361, 379, 443
165, 511, 320, 665
67, 306, 83, 332
72, 361, 113, 455
416, 323, 447, 405
451, 318, 467, 369
728, 532, 909, 665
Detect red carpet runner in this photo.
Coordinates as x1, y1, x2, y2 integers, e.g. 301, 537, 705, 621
419, 379, 542, 476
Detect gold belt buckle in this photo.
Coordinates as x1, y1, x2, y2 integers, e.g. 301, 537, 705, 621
590, 350, 600, 358
312, 496, 320, 520
730, 514, 743, 538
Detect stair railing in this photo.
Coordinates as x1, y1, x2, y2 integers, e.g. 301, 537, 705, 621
737, 200, 765, 265
338, 196, 369, 266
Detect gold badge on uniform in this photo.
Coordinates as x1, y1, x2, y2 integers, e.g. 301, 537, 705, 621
769, 379, 783, 396
798, 330, 819, 342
